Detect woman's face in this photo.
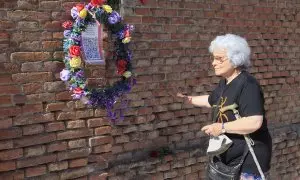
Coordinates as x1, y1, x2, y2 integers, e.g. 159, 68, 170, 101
211, 49, 236, 78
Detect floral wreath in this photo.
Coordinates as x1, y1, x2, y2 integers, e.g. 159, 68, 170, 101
60, 0, 135, 121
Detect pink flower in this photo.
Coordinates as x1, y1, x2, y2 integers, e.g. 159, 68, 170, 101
117, 59, 127, 75
73, 87, 84, 94
91, 0, 106, 7
62, 21, 73, 29
69, 45, 81, 57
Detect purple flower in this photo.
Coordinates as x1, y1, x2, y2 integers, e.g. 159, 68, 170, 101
127, 51, 132, 61
74, 18, 83, 27
64, 30, 71, 38
71, 7, 78, 19
85, 3, 93, 10
70, 33, 81, 42
72, 93, 83, 99
116, 30, 125, 39
75, 70, 84, 78
108, 11, 121, 24
60, 69, 71, 81
125, 24, 134, 32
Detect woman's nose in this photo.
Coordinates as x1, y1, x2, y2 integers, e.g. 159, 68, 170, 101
212, 59, 217, 66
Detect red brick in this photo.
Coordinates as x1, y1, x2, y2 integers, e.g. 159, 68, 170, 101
94, 109, 107, 117
22, 124, 44, 135
45, 102, 66, 112
0, 127, 22, 140
24, 145, 46, 157
48, 161, 68, 172
11, 52, 51, 62
0, 20, 15, 30
69, 158, 88, 168
185, 172, 198, 180
13, 113, 54, 126
57, 129, 93, 140
157, 112, 174, 120
89, 136, 113, 146
93, 144, 112, 153
43, 21, 63, 32
21, 103, 43, 114
23, 83, 44, 94
0, 170, 24, 179
45, 122, 65, 132
68, 139, 86, 149
26, 93, 55, 103
14, 133, 56, 148
0, 161, 16, 172
87, 118, 110, 127
17, 154, 56, 168
0, 95, 12, 105
43, 61, 65, 73
25, 165, 46, 177
57, 148, 90, 161
75, 109, 94, 119
0, 148, 23, 161
0, 118, 12, 129
124, 141, 139, 151
0, 106, 22, 118
12, 72, 53, 83
95, 126, 112, 135
21, 61, 43, 72
0, 140, 13, 150
47, 141, 67, 153
42, 40, 62, 51
67, 120, 86, 129
0, 74, 13, 85
56, 111, 76, 120
12, 94, 26, 105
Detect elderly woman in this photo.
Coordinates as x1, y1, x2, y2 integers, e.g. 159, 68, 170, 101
177, 34, 272, 179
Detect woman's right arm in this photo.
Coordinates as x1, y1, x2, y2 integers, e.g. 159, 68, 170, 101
188, 95, 211, 108
178, 93, 211, 108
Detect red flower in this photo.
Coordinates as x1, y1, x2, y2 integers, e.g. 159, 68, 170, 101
69, 45, 81, 57
149, 151, 159, 158
124, 30, 130, 38
91, 0, 106, 7
117, 59, 127, 75
62, 21, 73, 29
76, 4, 85, 12
140, 0, 147, 4
73, 87, 83, 94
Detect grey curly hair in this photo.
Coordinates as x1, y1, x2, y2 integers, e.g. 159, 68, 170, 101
209, 34, 251, 70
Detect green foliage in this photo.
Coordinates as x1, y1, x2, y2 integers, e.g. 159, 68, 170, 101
107, 0, 120, 11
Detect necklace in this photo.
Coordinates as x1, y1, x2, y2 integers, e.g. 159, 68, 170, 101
226, 71, 241, 84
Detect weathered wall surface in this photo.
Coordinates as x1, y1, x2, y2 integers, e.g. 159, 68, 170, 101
0, 0, 300, 179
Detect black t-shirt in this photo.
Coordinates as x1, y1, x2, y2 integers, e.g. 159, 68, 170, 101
208, 71, 272, 175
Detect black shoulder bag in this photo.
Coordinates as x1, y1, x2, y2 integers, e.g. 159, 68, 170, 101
206, 79, 249, 180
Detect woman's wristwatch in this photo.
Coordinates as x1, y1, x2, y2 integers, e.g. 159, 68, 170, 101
221, 122, 226, 134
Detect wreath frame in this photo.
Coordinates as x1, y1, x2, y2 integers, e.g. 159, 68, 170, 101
61, 0, 135, 121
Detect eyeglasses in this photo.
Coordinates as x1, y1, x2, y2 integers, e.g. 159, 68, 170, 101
210, 56, 228, 64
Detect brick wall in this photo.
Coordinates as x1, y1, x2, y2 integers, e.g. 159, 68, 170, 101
1, 0, 300, 179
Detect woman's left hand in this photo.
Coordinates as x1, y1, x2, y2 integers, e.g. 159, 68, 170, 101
201, 123, 222, 137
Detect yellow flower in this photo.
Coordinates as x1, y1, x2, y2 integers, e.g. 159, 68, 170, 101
70, 57, 82, 68
123, 71, 132, 78
79, 9, 88, 18
122, 37, 131, 44
102, 5, 112, 13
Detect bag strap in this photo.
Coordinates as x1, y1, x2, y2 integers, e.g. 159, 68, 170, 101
236, 144, 249, 166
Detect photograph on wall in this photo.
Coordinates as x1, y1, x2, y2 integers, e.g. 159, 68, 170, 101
81, 22, 105, 64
